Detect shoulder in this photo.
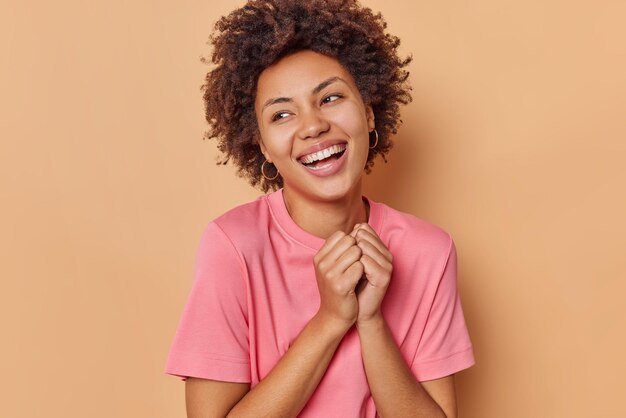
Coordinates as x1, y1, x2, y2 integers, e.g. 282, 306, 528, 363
199, 193, 274, 254
375, 202, 454, 261
213, 195, 269, 230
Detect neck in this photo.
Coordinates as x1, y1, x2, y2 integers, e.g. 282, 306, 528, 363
283, 184, 369, 240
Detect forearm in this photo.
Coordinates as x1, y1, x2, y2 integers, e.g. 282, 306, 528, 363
357, 316, 447, 418
227, 312, 348, 418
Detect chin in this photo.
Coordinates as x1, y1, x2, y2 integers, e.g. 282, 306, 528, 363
310, 178, 363, 203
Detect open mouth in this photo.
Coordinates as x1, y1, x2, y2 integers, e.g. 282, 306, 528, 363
298, 143, 347, 170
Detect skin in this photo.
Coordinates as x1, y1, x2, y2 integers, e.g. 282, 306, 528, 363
257, 50, 375, 239
185, 50, 457, 418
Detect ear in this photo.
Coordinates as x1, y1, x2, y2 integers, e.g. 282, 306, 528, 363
257, 134, 271, 163
365, 105, 375, 131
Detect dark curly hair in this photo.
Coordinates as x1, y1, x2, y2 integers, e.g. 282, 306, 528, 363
202, 0, 412, 192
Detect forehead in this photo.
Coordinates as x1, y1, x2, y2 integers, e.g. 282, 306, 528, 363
255, 50, 357, 103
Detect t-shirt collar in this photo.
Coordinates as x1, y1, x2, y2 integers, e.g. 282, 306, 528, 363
266, 188, 383, 251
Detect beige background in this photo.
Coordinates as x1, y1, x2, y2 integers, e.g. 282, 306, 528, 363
1, 0, 625, 417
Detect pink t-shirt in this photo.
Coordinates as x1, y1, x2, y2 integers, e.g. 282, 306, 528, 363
165, 189, 474, 416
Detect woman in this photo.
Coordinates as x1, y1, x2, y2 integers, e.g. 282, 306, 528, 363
165, 1, 474, 416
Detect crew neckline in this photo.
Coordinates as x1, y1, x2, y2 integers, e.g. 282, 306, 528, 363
266, 188, 384, 251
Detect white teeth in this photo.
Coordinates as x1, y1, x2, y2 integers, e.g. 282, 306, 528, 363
300, 144, 346, 164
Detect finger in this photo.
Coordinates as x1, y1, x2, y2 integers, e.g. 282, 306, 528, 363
328, 234, 360, 261
317, 237, 359, 279
353, 222, 372, 233
350, 220, 372, 234
343, 261, 365, 294
329, 245, 362, 277
315, 230, 347, 261
353, 223, 380, 242
357, 239, 392, 269
360, 254, 391, 287
354, 228, 392, 262
354, 223, 382, 240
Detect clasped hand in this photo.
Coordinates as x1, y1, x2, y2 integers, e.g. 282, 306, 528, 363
313, 223, 393, 329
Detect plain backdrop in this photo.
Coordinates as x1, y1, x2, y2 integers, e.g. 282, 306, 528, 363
1, 0, 625, 417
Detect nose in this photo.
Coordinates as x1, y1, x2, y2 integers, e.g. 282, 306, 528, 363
296, 108, 330, 140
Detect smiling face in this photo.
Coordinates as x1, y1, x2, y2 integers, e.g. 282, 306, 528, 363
255, 50, 375, 206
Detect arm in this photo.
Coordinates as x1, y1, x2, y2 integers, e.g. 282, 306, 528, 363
185, 313, 348, 418
185, 231, 364, 418
357, 317, 456, 417
351, 224, 456, 417
186, 379, 249, 418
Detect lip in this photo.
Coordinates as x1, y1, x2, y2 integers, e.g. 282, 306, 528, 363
299, 144, 349, 177
296, 139, 348, 161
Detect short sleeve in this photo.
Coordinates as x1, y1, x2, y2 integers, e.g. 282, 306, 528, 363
411, 238, 475, 381
164, 222, 251, 383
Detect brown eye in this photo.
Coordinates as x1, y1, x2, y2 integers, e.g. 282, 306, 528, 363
271, 111, 291, 122
322, 94, 342, 104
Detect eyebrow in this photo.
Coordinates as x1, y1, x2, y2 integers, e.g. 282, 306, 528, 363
261, 76, 346, 110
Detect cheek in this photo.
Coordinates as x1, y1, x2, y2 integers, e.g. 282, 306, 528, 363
332, 104, 370, 135
260, 127, 294, 157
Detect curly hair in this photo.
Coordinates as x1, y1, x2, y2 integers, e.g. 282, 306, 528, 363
202, 0, 412, 192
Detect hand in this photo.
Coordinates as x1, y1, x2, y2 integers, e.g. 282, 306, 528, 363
350, 223, 393, 324
313, 231, 364, 331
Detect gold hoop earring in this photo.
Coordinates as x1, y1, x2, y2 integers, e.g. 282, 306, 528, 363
369, 129, 379, 149
261, 160, 279, 181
